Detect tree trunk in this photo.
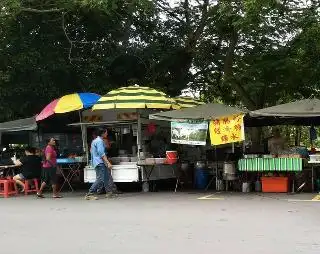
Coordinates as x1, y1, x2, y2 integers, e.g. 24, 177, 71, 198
295, 126, 301, 146
250, 127, 263, 146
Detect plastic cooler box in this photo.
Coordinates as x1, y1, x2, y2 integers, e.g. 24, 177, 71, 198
261, 177, 288, 193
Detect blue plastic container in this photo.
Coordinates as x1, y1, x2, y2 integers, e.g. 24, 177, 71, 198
195, 162, 208, 189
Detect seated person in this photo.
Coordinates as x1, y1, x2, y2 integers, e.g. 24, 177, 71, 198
268, 128, 286, 155
12, 146, 42, 192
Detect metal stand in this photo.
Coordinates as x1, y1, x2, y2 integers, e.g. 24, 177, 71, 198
58, 162, 81, 192
291, 178, 295, 193
205, 146, 218, 191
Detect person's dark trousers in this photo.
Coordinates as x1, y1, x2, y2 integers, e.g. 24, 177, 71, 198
98, 167, 117, 193
88, 164, 109, 194
105, 168, 117, 192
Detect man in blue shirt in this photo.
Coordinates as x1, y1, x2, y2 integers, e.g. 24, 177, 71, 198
97, 134, 122, 195
85, 128, 113, 200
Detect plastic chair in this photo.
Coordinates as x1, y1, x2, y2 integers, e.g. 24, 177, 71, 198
0, 179, 18, 198
24, 179, 40, 195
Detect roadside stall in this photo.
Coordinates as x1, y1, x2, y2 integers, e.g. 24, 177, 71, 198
0, 116, 37, 177
78, 85, 181, 192
150, 103, 246, 191
242, 98, 320, 193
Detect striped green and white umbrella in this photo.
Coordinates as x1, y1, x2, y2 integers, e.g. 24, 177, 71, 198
92, 85, 180, 110
175, 96, 204, 108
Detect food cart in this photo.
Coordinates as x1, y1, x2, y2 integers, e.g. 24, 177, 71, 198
72, 85, 181, 191
73, 108, 178, 188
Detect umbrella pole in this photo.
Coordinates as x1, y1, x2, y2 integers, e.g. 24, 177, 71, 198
78, 110, 88, 164
137, 110, 144, 182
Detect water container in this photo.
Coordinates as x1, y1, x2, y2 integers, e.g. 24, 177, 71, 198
255, 180, 261, 192
142, 182, 149, 192
195, 161, 208, 189
242, 182, 251, 192
216, 179, 224, 191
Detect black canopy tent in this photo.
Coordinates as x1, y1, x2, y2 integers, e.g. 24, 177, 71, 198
149, 103, 246, 121
247, 99, 320, 126
0, 112, 82, 149
149, 99, 320, 126
0, 116, 37, 132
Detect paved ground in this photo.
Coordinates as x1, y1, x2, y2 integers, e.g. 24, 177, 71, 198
1, 192, 320, 254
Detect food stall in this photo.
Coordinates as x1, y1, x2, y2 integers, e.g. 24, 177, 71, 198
150, 103, 247, 191
238, 155, 304, 192
243, 98, 320, 193
72, 86, 181, 191
75, 108, 178, 188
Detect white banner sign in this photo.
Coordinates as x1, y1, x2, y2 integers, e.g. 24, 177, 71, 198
171, 121, 208, 146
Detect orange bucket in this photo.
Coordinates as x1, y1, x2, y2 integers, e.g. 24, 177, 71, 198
166, 151, 178, 164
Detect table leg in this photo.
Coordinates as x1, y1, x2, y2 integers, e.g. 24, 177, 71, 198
173, 165, 179, 192
65, 165, 76, 191
59, 167, 68, 191
142, 166, 150, 192
68, 164, 81, 183
142, 165, 155, 192
59, 166, 74, 192
206, 170, 216, 191
175, 178, 179, 192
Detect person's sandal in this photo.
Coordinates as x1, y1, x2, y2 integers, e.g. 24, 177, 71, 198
85, 194, 98, 200
36, 193, 45, 198
52, 195, 62, 199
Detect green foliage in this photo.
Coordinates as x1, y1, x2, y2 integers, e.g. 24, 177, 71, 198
0, 0, 319, 122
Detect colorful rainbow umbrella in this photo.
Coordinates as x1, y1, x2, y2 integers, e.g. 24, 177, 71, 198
36, 93, 101, 121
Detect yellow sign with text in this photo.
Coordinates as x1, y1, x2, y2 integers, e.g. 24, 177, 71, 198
209, 114, 245, 145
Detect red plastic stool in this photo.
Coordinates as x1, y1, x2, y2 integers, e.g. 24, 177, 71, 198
24, 179, 39, 195
0, 179, 18, 198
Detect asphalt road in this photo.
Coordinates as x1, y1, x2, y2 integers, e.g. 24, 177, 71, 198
1, 192, 320, 254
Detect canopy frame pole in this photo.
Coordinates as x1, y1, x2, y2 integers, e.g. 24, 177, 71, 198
37, 126, 41, 148
215, 145, 218, 191
137, 110, 142, 160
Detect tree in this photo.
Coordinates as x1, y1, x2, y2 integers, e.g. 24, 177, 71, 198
0, 0, 154, 120
0, 0, 319, 122
200, 0, 320, 109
